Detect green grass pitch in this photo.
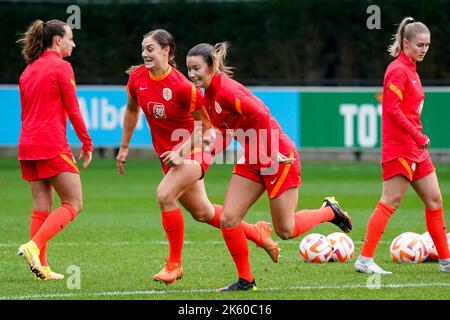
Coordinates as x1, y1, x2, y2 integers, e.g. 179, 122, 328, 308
0, 157, 449, 300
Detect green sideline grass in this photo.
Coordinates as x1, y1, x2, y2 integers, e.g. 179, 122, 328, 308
0, 157, 449, 300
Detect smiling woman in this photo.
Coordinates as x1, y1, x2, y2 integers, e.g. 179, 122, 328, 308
186, 42, 353, 291
116, 29, 278, 286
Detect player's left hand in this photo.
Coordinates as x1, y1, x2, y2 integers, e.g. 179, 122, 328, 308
78, 150, 92, 168
161, 150, 183, 167
277, 152, 295, 164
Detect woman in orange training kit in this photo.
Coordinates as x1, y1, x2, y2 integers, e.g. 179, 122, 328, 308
116, 29, 279, 285
354, 17, 450, 274
186, 42, 352, 291
17, 20, 93, 280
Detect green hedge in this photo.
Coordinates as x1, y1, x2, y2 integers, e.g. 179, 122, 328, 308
1, 0, 449, 85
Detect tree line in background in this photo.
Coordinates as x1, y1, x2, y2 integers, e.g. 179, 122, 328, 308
1, 0, 449, 86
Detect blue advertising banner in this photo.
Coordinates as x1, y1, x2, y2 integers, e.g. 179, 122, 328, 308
0, 86, 300, 149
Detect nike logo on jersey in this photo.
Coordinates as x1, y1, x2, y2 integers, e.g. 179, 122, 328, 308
412, 80, 417, 84
270, 178, 277, 185
139, 86, 147, 90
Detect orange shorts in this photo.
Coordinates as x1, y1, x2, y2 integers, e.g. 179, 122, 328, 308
20, 153, 80, 181
233, 150, 301, 199
382, 157, 435, 182
162, 150, 213, 180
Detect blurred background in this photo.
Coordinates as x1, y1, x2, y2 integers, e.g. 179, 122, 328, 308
1, 0, 449, 161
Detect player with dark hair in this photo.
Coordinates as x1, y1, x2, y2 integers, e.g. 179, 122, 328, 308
186, 42, 352, 291
117, 29, 279, 285
17, 19, 93, 280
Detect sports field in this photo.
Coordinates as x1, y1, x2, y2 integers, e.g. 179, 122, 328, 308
1, 157, 449, 300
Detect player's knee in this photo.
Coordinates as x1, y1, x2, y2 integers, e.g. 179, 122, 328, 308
61, 201, 82, 215
381, 195, 402, 209
425, 194, 443, 210
34, 204, 51, 213
71, 201, 83, 213
274, 227, 292, 240
156, 188, 175, 206
192, 210, 211, 223
219, 213, 240, 229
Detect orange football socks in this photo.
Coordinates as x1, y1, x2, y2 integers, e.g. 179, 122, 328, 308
161, 207, 184, 263
425, 207, 450, 259
292, 206, 335, 238
207, 204, 259, 243
32, 204, 78, 250
207, 204, 222, 229
360, 201, 395, 258
30, 209, 49, 266
222, 225, 253, 282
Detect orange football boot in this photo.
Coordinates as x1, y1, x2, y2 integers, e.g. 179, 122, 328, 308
255, 221, 280, 263
153, 259, 183, 284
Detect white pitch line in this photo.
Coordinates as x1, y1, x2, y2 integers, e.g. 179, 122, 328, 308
0, 240, 390, 248
1, 282, 449, 300
0, 240, 223, 248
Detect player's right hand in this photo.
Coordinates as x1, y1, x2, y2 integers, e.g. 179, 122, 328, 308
116, 146, 129, 175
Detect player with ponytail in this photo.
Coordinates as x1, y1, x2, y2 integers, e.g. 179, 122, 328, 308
354, 17, 450, 274
17, 19, 93, 280
117, 30, 279, 285
186, 42, 352, 291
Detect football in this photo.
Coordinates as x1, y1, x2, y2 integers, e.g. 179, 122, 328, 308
421, 232, 438, 261
390, 232, 429, 263
327, 232, 355, 262
299, 233, 333, 263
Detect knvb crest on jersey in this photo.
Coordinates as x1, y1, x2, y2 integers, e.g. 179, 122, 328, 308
163, 88, 172, 101
151, 103, 166, 119
215, 101, 222, 114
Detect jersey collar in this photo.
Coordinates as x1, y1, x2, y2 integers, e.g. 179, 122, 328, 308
148, 65, 172, 81
42, 50, 63, 59
398, 51, 417, 71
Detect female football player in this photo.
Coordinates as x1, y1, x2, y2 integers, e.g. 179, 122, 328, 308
17, 19, 93, 280
117, 29, 279, 284
354, 17, 450, 274
185, 42, 352, 291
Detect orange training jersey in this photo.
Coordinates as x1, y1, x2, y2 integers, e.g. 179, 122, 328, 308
381, 51, 429, 163
127, 65, 203, 156
204, 73, 295, 167
18, 50, 92, 160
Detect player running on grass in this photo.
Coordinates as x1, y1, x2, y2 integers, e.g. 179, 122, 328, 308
16, 19, 93, 280
116, 29, 279, 285
354, 17, 450, 274
185, 42, 352, 291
